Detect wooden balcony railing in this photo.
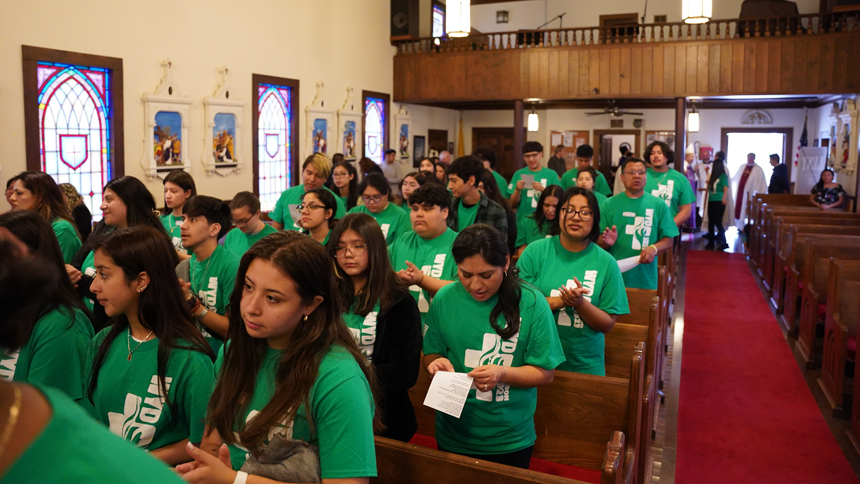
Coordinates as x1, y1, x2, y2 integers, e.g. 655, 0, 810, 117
395, 12, 860, 56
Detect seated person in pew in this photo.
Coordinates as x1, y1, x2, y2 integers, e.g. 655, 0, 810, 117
299, 188, 338, 245
390, 184, 459, 334
224, 191, 278, 257
269, 153, 347, 231
518, 187, 629, 376
810, 168, 846, 211
423, 224, 565, 469
348, 173, 412, 246
599, 158, 679, 290
514, 184, 562, 257
330, 213, 423, 442
179, 231, 377, 484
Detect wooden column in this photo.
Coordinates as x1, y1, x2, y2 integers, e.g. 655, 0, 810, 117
514, 100, 524, 169
674, 97, 687, 173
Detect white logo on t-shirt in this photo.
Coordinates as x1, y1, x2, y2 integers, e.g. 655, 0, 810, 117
625, 209, 654, 250
198, 277, 219, 310
527, 178, 549, 208
107, 376, 172, 448
380, 224, 391, 239
549, 272, 597, 328
651, 179, 675, 208
464, 331, 519, 402
348, 311, 378, 360
0, 350, 20, 381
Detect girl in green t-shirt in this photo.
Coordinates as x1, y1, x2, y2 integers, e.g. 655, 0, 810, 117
398, 171, 429, 210
330, 214, 422, 442
9, 171, 82, 264
300, 188, 337, 245
576, 166, 608, 206
423, 225, 565, 469
328, 161, 360, 210
85, 226, 215, 466
0, 211, 94, 401
705, 158, 730, 250
514, 184, 562, 256
160, 170, 197, 257
518, 187, 630, 376
179, 231, 378, 483
348, 173, 413, 246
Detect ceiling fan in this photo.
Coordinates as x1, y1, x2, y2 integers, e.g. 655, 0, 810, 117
585, 101, 643, 117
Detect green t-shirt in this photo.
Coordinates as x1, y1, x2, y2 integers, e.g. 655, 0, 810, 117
708, 173, 729, 202
492, 170, 510, 199
218, 344, 377, 478
515, 214, 554, 248
0, 306, 93, 400
389, 229, 459, 333
348, 202, 412, 246
1, 385, 185, 484
644, 168, 696, 218
270, 185, 347, 230
82, 250, 97, 311
190, 245, 240, 351
223, 224, 278, 257
560, 167, 612, 197
52, 218, 82, 264
422, 283, 565, 454
343, 301, 380, 363
517, 238, 630, 375
600, 192, 679, 290
508, 167, 560, 223
160, 213, 189, 255
83, 329, 215, 450
594, 190, 607, 206
456, 199, 479, 232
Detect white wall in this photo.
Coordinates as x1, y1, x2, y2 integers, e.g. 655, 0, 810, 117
0, 0, 457, 212
472, 0, 820, 34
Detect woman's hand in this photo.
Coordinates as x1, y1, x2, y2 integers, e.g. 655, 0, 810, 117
65, 264, 82, 287
176, 443, 235, 484
557, 278, 590, 308
396, 260, 425, 286
468, 364, 506, 392
426, 357, 454, 375
598, 226, 618, 247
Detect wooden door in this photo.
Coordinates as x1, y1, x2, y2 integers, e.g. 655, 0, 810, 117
428, 129, 448, 155
472, 127, 523, 182
593, 129, 641, 184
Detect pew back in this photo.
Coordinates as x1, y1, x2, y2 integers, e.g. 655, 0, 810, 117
820, 259, 860, 416
605, 324, 648, 380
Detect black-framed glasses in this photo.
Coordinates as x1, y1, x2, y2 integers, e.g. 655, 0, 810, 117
296, 203, 325, 213
334, 244, 367, 257
561, 207, 594, 221
232, 215, 254, 227
361, 194, 384, 203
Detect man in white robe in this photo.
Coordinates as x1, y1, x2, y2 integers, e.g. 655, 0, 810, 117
732, 153, 768, 230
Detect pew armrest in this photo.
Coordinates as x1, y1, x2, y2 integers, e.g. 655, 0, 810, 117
602, 431, 625, 484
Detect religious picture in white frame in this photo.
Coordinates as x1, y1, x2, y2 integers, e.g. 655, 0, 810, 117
313, 118, 328, 154
343, 120, 357, 159
213, 113, 236, 164
399, 123, 409, 158
154, 111, 182, 167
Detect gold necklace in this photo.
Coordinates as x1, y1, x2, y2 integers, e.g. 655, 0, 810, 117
0, 385, 22, 462
127, 328, 154, 361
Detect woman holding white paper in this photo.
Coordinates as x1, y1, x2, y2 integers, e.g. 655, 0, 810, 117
517, 187, 630, 376
423, 224, 564, 469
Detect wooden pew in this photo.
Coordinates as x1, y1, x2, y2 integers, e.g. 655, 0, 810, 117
755, 206, 836, 280
795, 240, 860, 367
761, 212, 860, 290
747, 194, 815, 268
770, 220, 860, 311
407, 347, 645, 484
605, 325, 648, 379
373, 436, 596, 484
818, 259, 860, 419
782, 234, 860, 332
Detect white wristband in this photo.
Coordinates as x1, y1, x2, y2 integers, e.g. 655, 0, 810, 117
233, 471, 248, 484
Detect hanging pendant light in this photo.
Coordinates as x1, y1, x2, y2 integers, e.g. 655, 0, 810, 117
682, 0, 712, 24
528, 109, 539, 132
447, 0, 471, 38
687, 105, 700, 133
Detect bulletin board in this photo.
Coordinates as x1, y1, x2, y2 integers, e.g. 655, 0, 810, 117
550, 130, 589, 162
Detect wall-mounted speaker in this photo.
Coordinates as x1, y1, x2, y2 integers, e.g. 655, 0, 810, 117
391, 0, 419, 42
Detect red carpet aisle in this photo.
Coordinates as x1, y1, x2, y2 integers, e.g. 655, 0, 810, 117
676, 250, 858, 484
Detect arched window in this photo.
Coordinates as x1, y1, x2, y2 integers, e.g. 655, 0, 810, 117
23, 47, 124, 222
362, 91, 390, 165
253, 75, 299, 213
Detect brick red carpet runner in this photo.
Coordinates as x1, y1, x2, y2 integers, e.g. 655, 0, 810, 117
677, 250, 858, 484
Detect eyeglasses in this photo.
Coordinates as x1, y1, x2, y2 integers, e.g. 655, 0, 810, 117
332, 172, 349, 178
523, 152, 541, 159
561, 207, 594, 221
334, 244, 367, 258
623, 170, 647, 176
361, 194, 385, 203
296, 203, 325, 213
232, 215, 254, 227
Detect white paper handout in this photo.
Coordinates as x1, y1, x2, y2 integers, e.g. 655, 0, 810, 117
423, 371, 474, 419
521, 174, 535, 186
288, 204, 301, 223
617, 255, 641, 273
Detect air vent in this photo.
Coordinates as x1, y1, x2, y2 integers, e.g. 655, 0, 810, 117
654, 15, 667, 23
611, 119, 624, 128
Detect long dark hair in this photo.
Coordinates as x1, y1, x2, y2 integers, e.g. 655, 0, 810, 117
103, 176, 168, 235
328, 161, 359, 210
87, 226, 213, 409
161, 170, 197, 216
329, 214, 409, 317
644, 141, 675, 167
16, 171, 77, 232
560, 187, 601, 243
708, 158, 728, 193
303, 188, 339, 230
207, 231, 379, 455
814, 168, 836, 192
451, 224, 521, 340
0, 240, 58, 350
399, 171, 428, 206
480, 169, 507, 208
532, 184, 563, 234
0, 211, 93, 341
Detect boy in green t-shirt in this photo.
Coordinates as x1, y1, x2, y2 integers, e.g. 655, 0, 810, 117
447, 155, 508, 243
178, 196, 241, 351
643, 141, 696, 227
508, 141, 560, 224
269, 153, 346, 231
559, 144, 613, 197
599, 158, 679, 290
347, 173, 412, 246
389, 184, 458, 333
473, 146, 510, 199
224, 191, 278, 257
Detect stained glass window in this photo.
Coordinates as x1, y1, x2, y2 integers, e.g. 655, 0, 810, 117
37, 61, 112, 221
364, 97, 386, 165
432, 4, 445, 38
257, 84, 292, 213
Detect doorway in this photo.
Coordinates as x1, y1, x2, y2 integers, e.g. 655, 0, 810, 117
472, 127, 525, 182
721, 127, 793, 190
593, 129, 641, 187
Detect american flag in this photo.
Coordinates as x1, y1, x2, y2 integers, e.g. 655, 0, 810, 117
795, 109, 808, 165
